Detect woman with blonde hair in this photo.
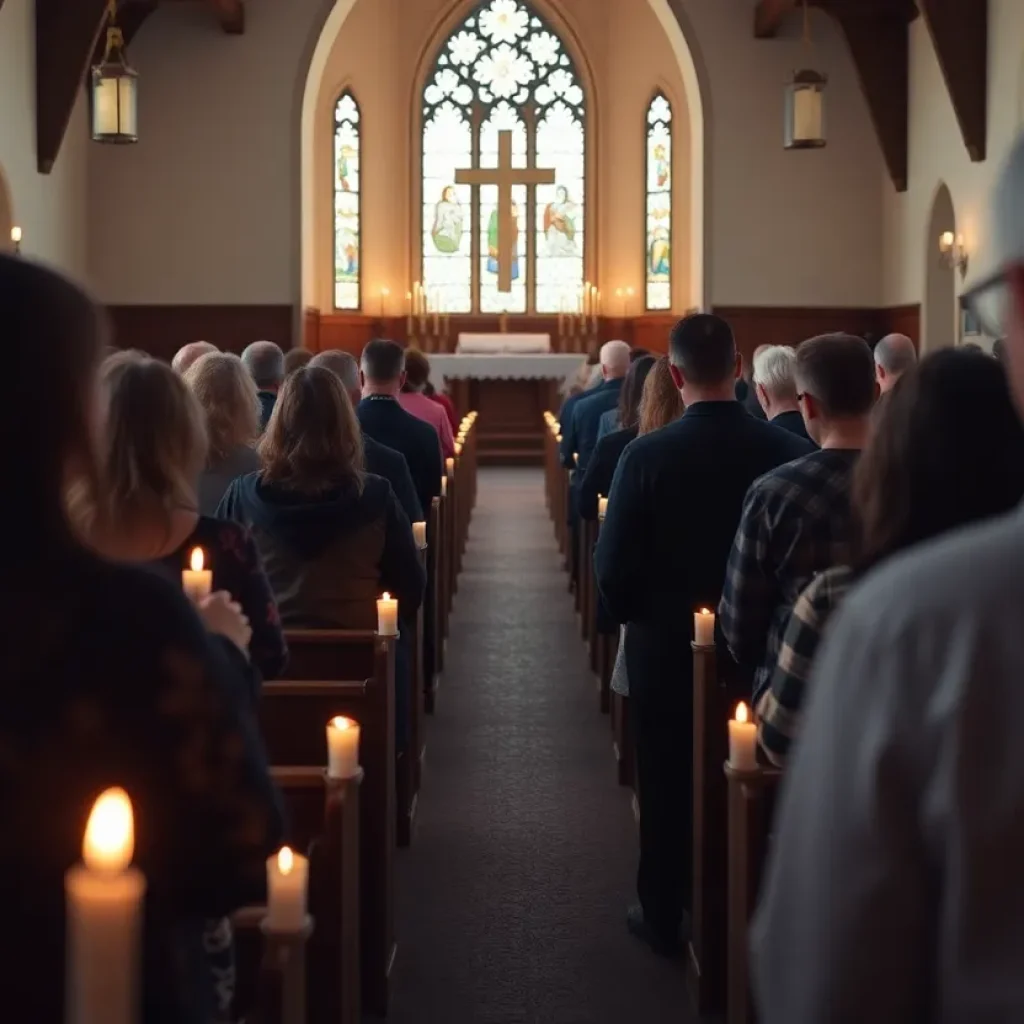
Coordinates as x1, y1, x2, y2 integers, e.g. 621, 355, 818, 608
183, 351, 262, 515
638, 355, 685, 436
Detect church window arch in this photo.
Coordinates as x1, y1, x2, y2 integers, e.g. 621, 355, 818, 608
645, 91, 672, 312
334, 90, 362, 310
420, 0, 587, 315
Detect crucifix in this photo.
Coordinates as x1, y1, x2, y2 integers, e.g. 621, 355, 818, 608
456, 130, 556, 294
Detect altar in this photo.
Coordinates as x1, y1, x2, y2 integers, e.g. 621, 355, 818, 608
429, 335, 586, 464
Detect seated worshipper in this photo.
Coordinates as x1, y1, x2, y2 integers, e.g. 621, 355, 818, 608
595, 314, 810, 957
311, 349, 423, 522
752, 344, 813, 442
563, 340, 632, 474
735, 345, 768, 420
873, 332, 917, 394
172, 339, 217, 375
578, 355, 656, 520
557, 353, 600, 428
424, 379, 460, 432
596, 348, 656, 440
719, 334, 873, 704
283, 347, 314, 376
399, 348, 456, 458
758, 347, 1024, 767
357, 339, 443, 517
752, 130, 1024, 1024
183, 352, 262, 515
98, 351, 287, 689
0, 255, 283, 1024
241, 339, 285, 432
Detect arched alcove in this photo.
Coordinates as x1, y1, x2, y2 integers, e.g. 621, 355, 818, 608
923, 182, 957, 353
0, 166, 14, 253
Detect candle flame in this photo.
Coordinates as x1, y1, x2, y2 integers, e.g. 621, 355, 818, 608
278, 846, 294, 876
83, 787, 134, 873
330, 715, 354, 731
11, 226, 22, 244
735, 702, 749, 725
190, 547, 205, 572
381, 592, 391, 601
699, 607, 712, 616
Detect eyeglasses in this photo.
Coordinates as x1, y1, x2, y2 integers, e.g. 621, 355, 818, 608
961, 268, 1009, 341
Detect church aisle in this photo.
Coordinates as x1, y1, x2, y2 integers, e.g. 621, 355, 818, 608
387, 468, 693, 1023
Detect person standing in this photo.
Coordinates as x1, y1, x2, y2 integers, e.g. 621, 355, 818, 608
752, 345, 813, 442
241, 340, 286, 432
872, 332, 917, 394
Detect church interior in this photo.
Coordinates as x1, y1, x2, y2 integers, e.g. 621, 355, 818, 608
0, 0, 1019, 1021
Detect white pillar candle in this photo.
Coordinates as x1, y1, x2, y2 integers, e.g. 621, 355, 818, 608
327, 716, 361, 779
728, 702, 758, 771
182, 547, 212, 604
446, 456, 456, 477
412, 522, 427, 549
455, 441, 464, 456
377, 592, 399, 636
598, 495, 609, 520
573, 452, 579, 466
265, 847, 308, 932
440, 476, 448, 498
694, 607, 715, 646
65, 788, 146, 1024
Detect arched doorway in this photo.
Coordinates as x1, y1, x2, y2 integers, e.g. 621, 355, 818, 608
0, 166, 14, 253
923, 182, 957, 353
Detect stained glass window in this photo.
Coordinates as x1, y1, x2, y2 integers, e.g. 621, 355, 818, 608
421, 0, 586, 315
334, 91, 361, 311
646, 92, 672, 312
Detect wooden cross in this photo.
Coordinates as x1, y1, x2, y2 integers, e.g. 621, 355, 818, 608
456, 130, 556, 293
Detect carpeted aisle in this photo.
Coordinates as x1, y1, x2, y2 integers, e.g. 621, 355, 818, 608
386, 467, 692, 1023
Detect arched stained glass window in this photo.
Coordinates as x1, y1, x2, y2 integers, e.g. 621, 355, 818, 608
421, 0, 586, 315
334, 91, 361, 310
646, 92, 672, 312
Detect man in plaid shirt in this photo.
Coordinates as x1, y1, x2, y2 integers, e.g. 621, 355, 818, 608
718, 333, 877, 704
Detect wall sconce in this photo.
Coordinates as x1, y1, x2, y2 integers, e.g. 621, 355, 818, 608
10, 226, 22, 255
939, 231, 969, 278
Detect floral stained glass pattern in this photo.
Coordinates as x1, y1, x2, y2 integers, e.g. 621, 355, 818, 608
421, 0, 586, 314
646, 93, 672, 312
334, 92, 361, 310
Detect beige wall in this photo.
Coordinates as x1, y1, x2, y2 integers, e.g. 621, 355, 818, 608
0, 0, 89, 273
882, 1, 1024, 325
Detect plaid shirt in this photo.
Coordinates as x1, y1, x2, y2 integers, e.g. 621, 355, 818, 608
718, 448, 859, 703
756, 566, 853, 766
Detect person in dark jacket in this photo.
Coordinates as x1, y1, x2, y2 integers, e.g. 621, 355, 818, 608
595, 313, 811, 957
736, 346, 768, 420
241, 340, 285, 432
751, 344, 815, 444
356, 339, 443, 517
311, 349, 423, 523
560, 341, 632, 472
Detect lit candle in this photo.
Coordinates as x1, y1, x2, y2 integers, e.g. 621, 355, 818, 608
573, 452, 579, 466
694, 607, 715, 646
455, 441, 463, 456
446, 456, 456, 478
10, 225, 22, 254
440, 475, 448, 498
182, 547, 212, 603
598, 495, 609, 520
379, 286, 390, 319
265, 846, 309, 933
412, 521, 427, 549
556, 433, 563, 443
406, 291, 413, 336
377, 591, 398, 636
728, 702, 758, 771
65, 787, 146, 1024
327, 715, 361, 779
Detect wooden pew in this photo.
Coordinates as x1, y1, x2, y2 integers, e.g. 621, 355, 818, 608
725, 763, 781, 1024
425, 497, 442, 712
260, 632, 396, 1017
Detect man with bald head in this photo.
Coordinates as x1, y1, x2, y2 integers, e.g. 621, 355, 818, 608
171, 340, 217, 376
560, 340, 632, 474
241, 340, 285, 431
873, 333, 917, 393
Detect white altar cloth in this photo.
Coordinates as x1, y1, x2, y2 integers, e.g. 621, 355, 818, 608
457, 333, 551, 355
428, 353, 585, 391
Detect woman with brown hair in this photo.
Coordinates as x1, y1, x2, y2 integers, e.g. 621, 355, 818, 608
638, 355, 685, 436
399, 348, 456, 458
183, 351, 262, 515
758, 347, 1024, 766
0, 255, 283, 1024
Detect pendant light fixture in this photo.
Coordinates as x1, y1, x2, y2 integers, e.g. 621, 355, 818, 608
91, 0, 139, 144
784, 0, 827, 150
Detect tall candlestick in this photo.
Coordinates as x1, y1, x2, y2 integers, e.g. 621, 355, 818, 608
406, 291, 413, 337
182, 547, 212, 603
694, 607, 715, 646
412, 521, 427, 549
327, 716, 361, 779
377, 591, 398, 636
266, 847, 309, 932
66, 788, 146, 1024
728, 702, 758, 771
379, 287, 390, 319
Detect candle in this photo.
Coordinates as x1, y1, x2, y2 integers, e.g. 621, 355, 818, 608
728, 702, 758, 771
598, 495, 608, 520
455, 441, 463, 456
11, 226, 22, 254
379, 286, 390, 318
446, 456, 455, 478
66, 788, 146, 1024
573, 451, 579, 466
694, 607, 715, 646
440, 475, 448, 497
265, 846, 309, 932
556, 433, 563, 443
412, 521, 427, 549
327, 715, 361, 779
406, 291, 413, 336
377, 591, 398, 635
182, 547, 212, 603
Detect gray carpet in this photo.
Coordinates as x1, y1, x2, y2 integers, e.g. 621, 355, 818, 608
387, 467, 692, 1023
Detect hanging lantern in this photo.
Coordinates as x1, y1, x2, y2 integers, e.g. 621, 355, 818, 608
784, 69, 827, 149
91, 1, 138, 144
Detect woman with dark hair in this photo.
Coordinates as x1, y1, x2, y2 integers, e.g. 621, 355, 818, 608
0, 255, 284, 1024
399, 348, 456, 457
758, 348, 1024, 765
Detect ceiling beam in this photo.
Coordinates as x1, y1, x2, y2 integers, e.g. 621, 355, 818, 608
919, 0, 987, 161
205, 0, 244, 34
36, 0, 109, 174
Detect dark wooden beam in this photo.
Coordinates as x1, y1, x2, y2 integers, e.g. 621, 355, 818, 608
919, 0, 987, 161
205, 0, 244, 34
36, 0, 109, 174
